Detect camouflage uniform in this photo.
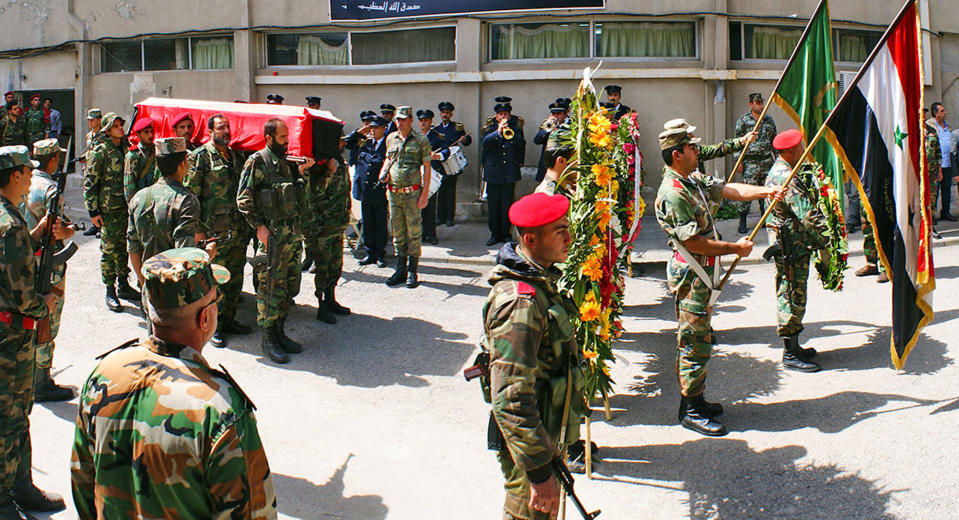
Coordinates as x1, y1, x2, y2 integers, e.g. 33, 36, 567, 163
84, 126, 131, 285
655, 166, 725, 397
697, 137, 746, 175
385, 130, 431, 257
926, 122, 942, 216
23, 107, 47, 148
71, 248, 277, 520
483, 243, 585, 520
237, 146, 303, 327
534, 177, 559, 195
127, 176, 200, 261
0, 113, 26, 147
303, 160, 351, 293
734, 112, 777, 214
185, 141, 250, 323
123, 142, 159, 203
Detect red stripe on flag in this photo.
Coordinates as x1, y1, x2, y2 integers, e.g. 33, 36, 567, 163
886, 1, 922, 180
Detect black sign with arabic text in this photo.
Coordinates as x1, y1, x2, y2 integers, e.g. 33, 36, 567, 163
330, 0, 605, 21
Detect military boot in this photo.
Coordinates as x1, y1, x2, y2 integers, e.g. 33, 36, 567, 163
82, 225, 99, 236
261, 325, 289, 364
679, 395, 728, 436
11, 478, 64, 514
385, 255, 408, 287
104, 284, 122, 312
301, 251, 314, 272
33, 369, 73, 402
782, 336, 821, 372
406, 256, 420, 288
324, 288, 350, 315
738, 213, 748, 234
0, 489, 34, 520
316, 298, 337, 324
276, 320, 303, 353
115, 277, 140, 300
209, 326, 227, 348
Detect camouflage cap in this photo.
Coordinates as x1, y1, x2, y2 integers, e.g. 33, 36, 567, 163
32, 138, 66, 158
155, 137, 187, 157
142, 248, 230, 310
0, 145, 39, 169
663, 118, 697, 134
749, 92, 764, 103
395, 106, 413, 119
546, 126, 572, 151
87, 108, 102, 120
658, 128, 701, 150
98, 112, 124, 135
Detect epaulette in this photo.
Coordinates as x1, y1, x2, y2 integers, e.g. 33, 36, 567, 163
96, 338, 139, 360
454, 122, 465, 132
212, 364, 257, 410
515, 116, 525, 128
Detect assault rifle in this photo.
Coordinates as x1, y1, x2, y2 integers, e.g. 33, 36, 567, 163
552, 458, 601, 520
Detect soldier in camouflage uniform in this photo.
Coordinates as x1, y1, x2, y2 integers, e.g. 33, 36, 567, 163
19, 139, 76, 403
762, 130, 825, 373
0, 102, 26, 147
123, 117, 159, 203
925, 115, 943, 239
185, 114, 254, 348
71, 247, 277, 520
0, 145, 69, 518
655, 126, 780, 437
303, 157, 352, 324
734, 93, 778, 233
80, 109, 105, 237
380, 106, 432, 288
483, 192, 586, 520
23, 95, 47, 150
663, 118, 755, 181
237, 118, 315, 364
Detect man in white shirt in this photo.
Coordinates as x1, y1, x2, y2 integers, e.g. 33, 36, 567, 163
932, 103, 955, 221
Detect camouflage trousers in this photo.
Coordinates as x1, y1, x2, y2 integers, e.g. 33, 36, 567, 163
215, 231, 250, 322
738, 158, 774, 215
497, 449, 552, 520
99, 209, 130, 285
253, 224, 302, 328
774, 249, 810, 337
0, 326, 35, 489
388, 189, 422, 257
930, 178, 940, 217
36, 269, 65, 371
308, 228, 347, 293
667, 257, 713, 398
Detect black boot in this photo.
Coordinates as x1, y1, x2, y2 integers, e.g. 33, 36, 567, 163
406, 256, 419, 288
104, 285, 122, 312
324, 288, 350, 315
276, 320, 303, 353
261, 324, 289, 364
0, 490, 35, 520
386, 255, 408, 287
316, 299, 337, 324
209, 326, 227, 348
738, 213, 748, 234
82, 225, 100, 236
301, 251, 314, 272
782, 336, 821, 372
11, 479, 64, 514
358, 254, 377, 266
679, 395, 728, 436
115, 277, 140, 300
33, 369, 73, 403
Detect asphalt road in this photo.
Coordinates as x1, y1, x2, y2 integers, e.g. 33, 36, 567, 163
27, 226, 959, 519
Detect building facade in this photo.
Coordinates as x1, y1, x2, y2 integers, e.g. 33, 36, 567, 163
1, 0, 956, 207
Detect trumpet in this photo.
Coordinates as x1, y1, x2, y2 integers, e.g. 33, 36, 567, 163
542, 118, 557, 133
502, 126, 515, 140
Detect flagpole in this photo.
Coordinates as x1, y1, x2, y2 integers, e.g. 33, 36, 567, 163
715, 0, 919, 291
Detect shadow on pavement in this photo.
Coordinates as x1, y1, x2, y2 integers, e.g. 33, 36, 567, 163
36, 399, 79, 425
596, 439, 897, 520
274, 454, 388, 520
341, 266, 489, 299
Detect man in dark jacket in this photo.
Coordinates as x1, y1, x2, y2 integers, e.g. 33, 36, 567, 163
417, 109, 450, 245
534, 99, 569, 182
355, 117, 390, 267
482, 100, 525, 246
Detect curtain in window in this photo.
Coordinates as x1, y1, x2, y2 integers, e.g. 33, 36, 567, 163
597, 22, 695, 58
837, 32, 873, 62
193, 38, 234, 69
749, 26, 802, 59
494, 24, 588, 60
352, 28, 454, 65
297, 36, 348, 65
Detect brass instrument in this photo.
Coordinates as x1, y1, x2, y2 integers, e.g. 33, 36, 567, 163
542, 118, 557, 132
501, 126, 515, 140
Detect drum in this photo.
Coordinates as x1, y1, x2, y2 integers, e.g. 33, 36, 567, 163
429, 168, 444, 198
442, 145, 468, 176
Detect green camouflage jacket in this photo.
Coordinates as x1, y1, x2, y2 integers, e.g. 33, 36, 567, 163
385, 130, 431, 187
697, 136, 746, 174
764, 157, 828, 246
71, 336, 276, 520
20, 170, 66, 286
655, 166, 725, 251
24, 107, 47, 143
237, 146, 301, 230
185, 141, 247, 235
123, 143, 159, 203
733, 112, 777, 160
84, 130, 105, 163
84, 138, 128, 216
925, 123, 942, 176
0, 114, 27, 146
126, 176, 200, 259
0, 196, 48, 319
484, 243, 585, 482
304, 160, 351, 236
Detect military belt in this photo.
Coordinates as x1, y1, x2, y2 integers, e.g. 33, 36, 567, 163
387, 184, 421, 194
0, 311, 38, 330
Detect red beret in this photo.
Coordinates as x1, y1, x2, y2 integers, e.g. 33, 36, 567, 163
131, 117, 154, 133
773, 129, 803, 151
171, 112, 193, 126
3, 91, 13, 97
30, 93, 40, 101
509, 192, 570, 228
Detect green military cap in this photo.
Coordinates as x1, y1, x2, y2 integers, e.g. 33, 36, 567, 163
155, 137, 187, 157
0, 145, 39, 169
663, 118, 697, 134
98, 112, 124, 135
142, 248, 230, 310
87, 108, 102, 120
658, 128, 701, 151
32, 138, 66, 158
395, 106, 413, 119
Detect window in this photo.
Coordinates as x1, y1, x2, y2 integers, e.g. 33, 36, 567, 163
834, 29, 881, 62
99, 35, 234, 73
491, 23, 589, 60
266, 27, 455, 66
595, 21, 696, 58
729, 22, 803, 60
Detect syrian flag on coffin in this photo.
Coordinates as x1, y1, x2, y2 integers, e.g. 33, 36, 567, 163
824, 0, 933, 369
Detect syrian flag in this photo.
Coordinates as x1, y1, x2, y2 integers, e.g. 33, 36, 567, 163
825, 0, 933, 369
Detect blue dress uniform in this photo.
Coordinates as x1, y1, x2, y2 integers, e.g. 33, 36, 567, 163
420, 115, 450, 244
533, 99, 569, 182
380, 104, 398, 136
482, 102, 525, 245
355, 120, 389, 264
434, 103, 472, 227
345, 110, 376, 168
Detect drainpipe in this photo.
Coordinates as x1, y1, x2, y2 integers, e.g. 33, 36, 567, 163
66, 0, 87, 160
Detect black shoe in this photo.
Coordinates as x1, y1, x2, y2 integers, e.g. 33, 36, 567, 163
324, 288, 350, 315
209, 330, 226, 348
33, 369, 74, 402
406, 257, 419, 288
783, 336, 817, 360
316, 303, 337, 324
782, 337, 821, 372
220, 317, 253, 335
679, 395, 728, 436
486, 236, 498, 246
738, 214, 748, 234
276, 321, 303, 353
82, 225, 100, 237
942, 213, 957, 222
105, 285, 122, 312
115, 278, 140, 300
376, 257, 387, 268
386, 255, 408, 286
261, 325, 289, 364
11, 481, 64, 513
301, 252, 314, 272
933, 228, 942, 239
446, 219, 455, 227
358, 255, 377, 266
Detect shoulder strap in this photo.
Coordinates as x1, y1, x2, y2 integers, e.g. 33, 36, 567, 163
673, 181, 722, 306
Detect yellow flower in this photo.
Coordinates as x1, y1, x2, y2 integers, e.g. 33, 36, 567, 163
583, 349, 598, 361
592, 164, 613, 186
588, 113, 611, 135
579, 293, 601, 322
589, 132, 611, 149
595, 200, 612, 231
581, 255, 602, 281
589, 235, 601, 247
609, 179, 619, 199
